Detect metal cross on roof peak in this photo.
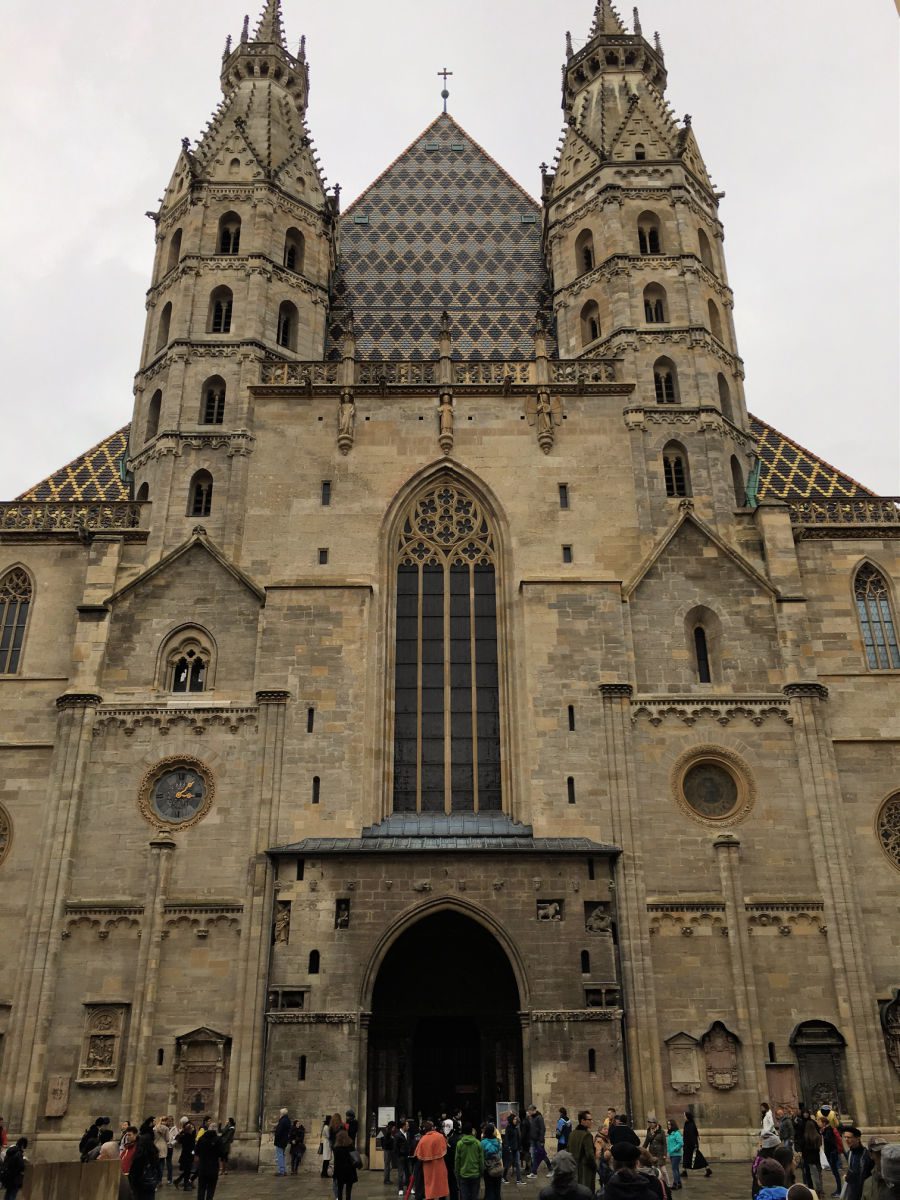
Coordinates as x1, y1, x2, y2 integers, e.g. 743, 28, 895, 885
438, 67, 453, 112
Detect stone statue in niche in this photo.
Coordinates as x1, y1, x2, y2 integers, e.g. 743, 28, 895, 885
273, 901, 291, 945
536, 900, 563, 922
438, 393, 454, 456
881, 990, 900, 1075
337, 393, 356, 455
702, 1021, 740, 1090
584, 902, 612, 934
525, 391, 562, 454
335, 899, 351, 929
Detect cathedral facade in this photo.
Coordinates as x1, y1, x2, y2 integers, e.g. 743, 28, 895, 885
1, 0, 898, 1163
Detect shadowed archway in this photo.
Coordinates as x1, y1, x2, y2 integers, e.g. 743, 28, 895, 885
367, 910, 523, 1124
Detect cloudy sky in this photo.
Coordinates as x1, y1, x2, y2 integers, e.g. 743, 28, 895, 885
2, 0, 897, 497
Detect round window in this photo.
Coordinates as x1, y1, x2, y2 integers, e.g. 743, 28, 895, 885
671, 746, 754, 826
876, 792, 900, 873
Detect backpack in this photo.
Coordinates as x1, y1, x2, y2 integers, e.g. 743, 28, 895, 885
485, 1153, 504, 1179
556, 1118, 572, 1148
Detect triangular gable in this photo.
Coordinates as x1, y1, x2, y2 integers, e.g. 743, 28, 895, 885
749, 413, 875, 500
328, 112, 552, 362
106, 530, 265, 607
608, 92, 677, 161
624, 506, 778, 599
677, 124, 713, 189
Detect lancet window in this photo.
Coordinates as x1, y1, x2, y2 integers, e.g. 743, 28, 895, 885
855, 564, 900, 670
0, 568, 32, 675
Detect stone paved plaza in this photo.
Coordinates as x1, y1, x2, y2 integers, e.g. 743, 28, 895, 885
214, 1163, 752, 1199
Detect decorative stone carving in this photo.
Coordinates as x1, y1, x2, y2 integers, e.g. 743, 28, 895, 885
63, 904, 144, 939
876, 792, 900, 873
0, 802, 11, 867
412, 881, 432, 893
334, 899, 350, 929
537, 900, 563, 922
94, 706, 258, 738
45, 1074, 71, 1117
77, 1005, 127, 1085
266, 1012, 357, 1025
701, 1021, 740, 1090
273, 901, 290, 945
525, 391, 563, 454
337, 391, 356, 455
880, 990, 900, 1076
137, 756, 214, 831
584, 902, 612, 934
665, 1032, 701, 1095
632, 695, 792, 728
670, 744, 755, 827
438, 393, 454, 456
531, 1009, 622, 1023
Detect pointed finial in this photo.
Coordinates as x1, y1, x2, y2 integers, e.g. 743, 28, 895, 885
633, 6, 642, 35
565, 30, 574, 58
654, 30, 664, 56
241, 14, 250, 43
299, 34, 307, 63
683, 113, 692, 127
438, 67, 453, 113
223, 33, 232, 61
253, 0, 288, 49
181, 137, 191, 153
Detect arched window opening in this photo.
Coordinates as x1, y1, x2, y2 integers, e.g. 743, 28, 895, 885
663, 442, 690, 498
588, 1049, 597, 1073
392, 480, 501, 814
708, 298, 724, 342
284, 227, 305, 273
277, 300, 298, 350
156, 302, 172, 352
160, 627, 214, 694
718, 374, 734, 423
653, 356, 679, 404
567, 777, 576, 805
855, 564, 900, 670
694, 626, 712, 683
643, 283, 668, 323
0, 568, 33, 675
635, 143, 646, 160
580, 950, 590, 975
308, 950, 320, 975
568, 705, 576, 731
312, 776, 321, 805
638, 211, 662, 255
730, 456, 745, 507
189, 470, 213, 518
136, 483, 150, 502
218, 212, 241, 255
209, 287, 233, 335
145, 390, 162, 442
698, 228, 714, 272
575, 229, 595, 276
201, 376, 226, 425
580, 299, 601, 347
166, 228, 183, 274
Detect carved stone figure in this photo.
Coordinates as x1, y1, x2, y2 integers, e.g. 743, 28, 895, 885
525, 391, 562, 454
438, 393, 454, 455
702, 1021, 740, 1090
337, 392, 356, 454
537, 900, 563, 922
273, 901, 291, 945
665, 1032, 701, 1095
585, 902, 612, 933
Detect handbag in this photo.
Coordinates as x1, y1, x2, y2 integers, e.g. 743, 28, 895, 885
350, 1148, 363, 1169
317, 1142, 324, 1156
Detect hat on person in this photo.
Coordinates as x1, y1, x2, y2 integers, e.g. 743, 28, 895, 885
881, 1144, 900, 1184
179, 1117, 189, 1126
610, 1142, 641, 1166
869, 1136, 888, 1152
551, 1151, 576, 1181
760, 1133, 781, 1150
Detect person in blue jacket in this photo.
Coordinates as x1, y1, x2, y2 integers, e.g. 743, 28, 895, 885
666, 1119, 684, 1191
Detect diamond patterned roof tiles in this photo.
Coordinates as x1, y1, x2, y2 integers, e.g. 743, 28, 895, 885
16, 427, 130, 502
749, 415, 874, 500
326, 113, 553, 362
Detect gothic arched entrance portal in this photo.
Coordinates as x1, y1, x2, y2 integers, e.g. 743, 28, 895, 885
367, 910, 523, 1123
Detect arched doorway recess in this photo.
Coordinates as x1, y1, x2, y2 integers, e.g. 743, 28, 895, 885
367, 910, 523, 1123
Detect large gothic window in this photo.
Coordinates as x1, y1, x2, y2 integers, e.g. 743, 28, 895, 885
392, 481, 501, 814
855, 564, 900, 670
0, 567, 32, 675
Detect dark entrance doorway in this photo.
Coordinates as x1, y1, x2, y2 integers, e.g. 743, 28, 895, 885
368, 910, 523, 1124
790, 1020, 849, 1112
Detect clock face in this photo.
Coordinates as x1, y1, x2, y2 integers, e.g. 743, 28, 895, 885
151, 768, 207, 824
682, 762, 738, 819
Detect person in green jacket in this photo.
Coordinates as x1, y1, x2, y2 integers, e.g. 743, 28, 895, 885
566, 1111, 597, 1192
454, 1121, 485, 1200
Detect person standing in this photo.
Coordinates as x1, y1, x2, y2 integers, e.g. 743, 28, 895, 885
219, 1119, 235, 1177
321, 1114, 334, 1179
416, 1120, 450, 1200
844, 1128, 869, 1200
760, 1105, 776, 1138
862, 1139, 893, 1200
395, 1120, 411, 1196
567, 1111, 597, 1193
455, 1122, 485, 1200
666, 1119, 684, 1191
273, 1108, 292, 1178
556, 1108, 573, 1152
154, 1117, 172, 1186
193, 1123, 224, 1200
537, 1150, 594, 1200
604, 1143, 663, 1200
777, 1108, 794, 1152
382, 1121, 396, 1186
682, 1112, 712, 1179
526, 1107, 552, 1178
0, 1138, 27, 1200
174, 1120, 196, 1190
503, 1113, 524, 1185
333, 1129, 359, 1200
821, 1117, 845, 1196
520, 1110, 532, 1175
290, 1120, 307, 1176
643, 1119, 670, 1187
481, 1122, 504, 1200
128, 1131, 159, 1200
797, 1110, 823, 1196
346, 1110, 360, 1146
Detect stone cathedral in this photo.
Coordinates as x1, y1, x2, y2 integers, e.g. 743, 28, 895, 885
1, 0, 898, 1164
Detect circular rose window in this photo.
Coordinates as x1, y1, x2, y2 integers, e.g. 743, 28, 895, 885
671, 746, 754, 826
876, 792, 900, 873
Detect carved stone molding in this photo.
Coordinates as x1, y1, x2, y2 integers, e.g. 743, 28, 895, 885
56, 693, 103, 710
265, 1012, 357, 1025
0, 802, 11, 868
163, 903, 243, 936
129, 430, 256, 470
63, 905, 144, 939
599, 683, 634, 699
670, 743, 756, 827
530, 1009, 623, 1022
746, 902, 824, 936
76, 1004, 128, 1086
783, 683, 830, 701
702, 1021, 740, 1091
93, 706, 258, 738
256, 691, 291, 705
632, 695, 792, 728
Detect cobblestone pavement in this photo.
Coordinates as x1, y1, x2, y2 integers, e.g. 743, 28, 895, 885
212, 1162, 752, 1199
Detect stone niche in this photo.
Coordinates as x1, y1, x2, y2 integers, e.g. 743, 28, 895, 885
701, 1021, 740, 1090
665, 1031, 701, 1096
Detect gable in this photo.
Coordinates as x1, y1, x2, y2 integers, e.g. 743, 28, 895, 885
608, 93, 677, 161
327, 113, 553, 362
16, 427, 129, 502
750, 414, 874, 500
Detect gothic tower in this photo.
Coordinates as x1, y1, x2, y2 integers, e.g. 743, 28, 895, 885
130, 0, 337, 555
545, 0, 754, 529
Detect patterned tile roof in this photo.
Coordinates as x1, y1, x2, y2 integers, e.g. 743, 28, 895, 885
749, 415, 874, 500
16, 427, 130, 502
326, 113, 553, 362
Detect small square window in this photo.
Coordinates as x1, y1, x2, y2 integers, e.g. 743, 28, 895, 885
425, 141, 440, 152
559, 483, 570, 509
450, 143, 465, 152
353, 214, 369, 225
318, 548, 329, 565
321, 480, 332, 506
521, 213, 538, 225
562, 545, 573, 564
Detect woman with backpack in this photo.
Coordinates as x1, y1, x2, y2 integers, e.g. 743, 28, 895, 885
481, 1122, 504, 1200
556, 1109, 572, 1152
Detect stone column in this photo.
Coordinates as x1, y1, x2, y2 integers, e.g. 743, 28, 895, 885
4, 694, 102, 1133
712, 833, 767, 1104
121, 832, 177, 1116
228, 691, 290, 1144
597, 683, 666, 1119
785, 683, 895, 1122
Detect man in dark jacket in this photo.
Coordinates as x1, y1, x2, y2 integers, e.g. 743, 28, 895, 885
601, 1143, 664, 1200
567, 1112, 597, 1192
193, 1124, 224, 1200
273, 1108, 292, 1177
609, 1116, 641, 1150
526, 1107, 552, 1178
0, 1137, 27, 1200
537, 1150, 593, 1200
844, 1128, 869, 1200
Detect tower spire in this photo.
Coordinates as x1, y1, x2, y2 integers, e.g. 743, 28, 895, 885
590, 0, 627, 37
253, 0, 288, 48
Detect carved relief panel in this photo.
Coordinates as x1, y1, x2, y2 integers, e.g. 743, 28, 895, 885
880, 990, 900, 1076
665, 1032, 701, 1096
701, 1021, 740, 1090
77, 1005, 128, 1085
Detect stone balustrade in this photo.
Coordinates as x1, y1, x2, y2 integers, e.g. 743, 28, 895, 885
0, 501, 146, 533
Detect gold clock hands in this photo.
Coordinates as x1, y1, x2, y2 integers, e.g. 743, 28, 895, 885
175, 782, 195, 800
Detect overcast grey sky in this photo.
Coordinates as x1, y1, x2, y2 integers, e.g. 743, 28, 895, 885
2, 0, 897, 497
